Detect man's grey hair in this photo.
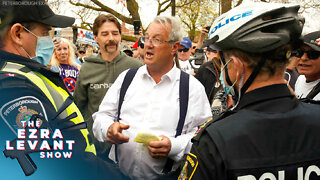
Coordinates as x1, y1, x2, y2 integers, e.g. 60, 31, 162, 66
151, 16, 183, 42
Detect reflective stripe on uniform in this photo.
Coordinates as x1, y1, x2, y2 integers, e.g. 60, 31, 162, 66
2, 62, 57, 110
37, 72, 96, 154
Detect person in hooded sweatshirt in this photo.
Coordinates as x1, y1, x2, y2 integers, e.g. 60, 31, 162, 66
73, 14, 143, 160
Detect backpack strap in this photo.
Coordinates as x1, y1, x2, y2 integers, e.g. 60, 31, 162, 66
162, 71, 190, 174
116, 68, 139, 122
175, 71, 190, 137
306, 81, 320, 100
114, 68, 138, 163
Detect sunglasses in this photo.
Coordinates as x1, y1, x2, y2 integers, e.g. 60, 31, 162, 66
139, 43, 144, 49
292, 49, 320, 60
178, 48, 189, 52
79, 51, 86, 54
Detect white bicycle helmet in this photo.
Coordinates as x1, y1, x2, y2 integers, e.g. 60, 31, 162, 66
204, 2, 304, 110
204, 2, 304, 53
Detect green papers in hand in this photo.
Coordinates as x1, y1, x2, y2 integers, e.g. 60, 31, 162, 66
133, 132, 160, 144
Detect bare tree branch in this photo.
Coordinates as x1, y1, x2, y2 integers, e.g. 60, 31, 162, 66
125, 0, 140, 23
181, 19, 192, 29
235, 0, 243, 7
69, 0, 104, 11
91, 0, 132, 23
72, 7, 97, 30
156, 0, 171, 15
69, 0, 133, 24
158, 2, 172, 15
160, 0, 171, 7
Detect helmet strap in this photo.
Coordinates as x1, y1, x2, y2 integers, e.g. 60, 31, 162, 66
240, 57, 267, 97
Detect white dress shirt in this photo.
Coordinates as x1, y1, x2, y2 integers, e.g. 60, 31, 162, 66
92, 64, 211, 180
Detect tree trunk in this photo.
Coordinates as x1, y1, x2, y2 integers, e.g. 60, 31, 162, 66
221, 0, 232, 14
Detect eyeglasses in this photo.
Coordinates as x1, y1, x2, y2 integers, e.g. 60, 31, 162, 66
79, 51, 86, 54
23, 26, 40, 38
141, 36, 175, 47
292, 49, 320, 60
178, 48, 189, 52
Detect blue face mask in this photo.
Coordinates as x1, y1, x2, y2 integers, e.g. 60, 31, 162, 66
219, 59, 235, 96
219, 70, 235, 96
22, 27, 54, 66
32, 36, 54, 66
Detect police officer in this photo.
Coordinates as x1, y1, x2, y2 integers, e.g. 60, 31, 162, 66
0, 1, 128, 179
179, 2, 320, 180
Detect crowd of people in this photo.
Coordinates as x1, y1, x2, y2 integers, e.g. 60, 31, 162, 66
1, 0, 320, 180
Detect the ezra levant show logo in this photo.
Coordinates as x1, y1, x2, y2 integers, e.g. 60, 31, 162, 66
1, 96, 78, 176
5, 117, 75, 159
3, 115, 75, 176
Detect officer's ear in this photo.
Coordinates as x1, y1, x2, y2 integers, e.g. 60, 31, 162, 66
231, 55, 246, 81
9, 23, 25, 46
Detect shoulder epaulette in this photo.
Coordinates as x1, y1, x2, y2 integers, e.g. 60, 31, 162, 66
192, 110, 237, 142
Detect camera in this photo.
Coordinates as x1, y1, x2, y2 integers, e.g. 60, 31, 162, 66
190, 49, 205, 65
133, 20, 140, 35
188, 49, 206, 73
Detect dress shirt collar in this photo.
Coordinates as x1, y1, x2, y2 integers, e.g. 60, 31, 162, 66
140, 63, 178, 82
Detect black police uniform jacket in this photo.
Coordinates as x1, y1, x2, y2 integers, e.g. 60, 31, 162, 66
179, 84, 320, 180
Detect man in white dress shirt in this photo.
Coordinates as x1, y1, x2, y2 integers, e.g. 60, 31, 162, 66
92, 16, 211, 179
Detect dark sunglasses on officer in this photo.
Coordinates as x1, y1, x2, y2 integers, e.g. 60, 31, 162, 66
292, 49, 320, 60
178, 48, 190, 52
